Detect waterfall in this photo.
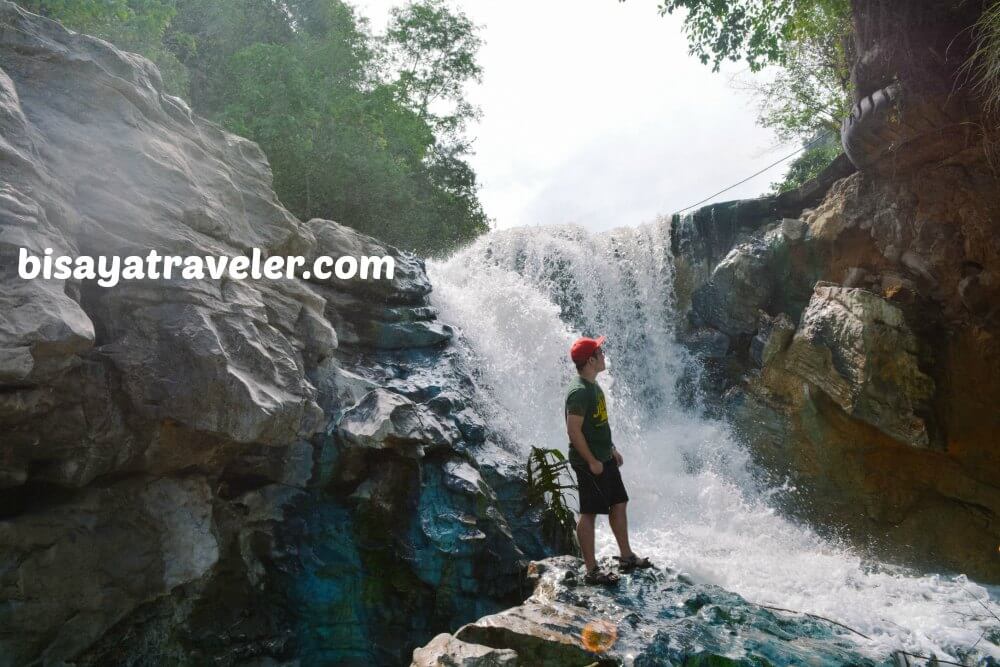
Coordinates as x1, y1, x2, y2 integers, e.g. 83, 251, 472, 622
428, 220, 999, 662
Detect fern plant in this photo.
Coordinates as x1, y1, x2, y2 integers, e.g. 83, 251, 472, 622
523, 446, 579, 555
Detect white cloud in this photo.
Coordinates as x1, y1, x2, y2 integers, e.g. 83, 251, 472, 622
352, 0, 796, 232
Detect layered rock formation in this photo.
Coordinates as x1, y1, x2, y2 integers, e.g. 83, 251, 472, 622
672, 0, 1000, 583
0, 4, 561, 664
412, 556, 884, 666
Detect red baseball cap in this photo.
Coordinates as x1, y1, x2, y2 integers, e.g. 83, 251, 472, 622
570, 336, 606, 364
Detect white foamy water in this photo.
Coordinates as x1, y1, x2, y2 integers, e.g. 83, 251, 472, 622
428, 220, 1000, 663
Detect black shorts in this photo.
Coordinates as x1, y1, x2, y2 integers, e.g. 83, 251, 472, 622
572, 457, 629, 515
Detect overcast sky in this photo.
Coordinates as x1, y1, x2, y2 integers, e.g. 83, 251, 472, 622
353, 0, 793, 232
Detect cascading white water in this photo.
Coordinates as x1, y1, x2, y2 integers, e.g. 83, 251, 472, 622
428, 220, 1000, 663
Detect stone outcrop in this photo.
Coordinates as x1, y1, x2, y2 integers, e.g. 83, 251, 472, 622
781, 283, 934, 448
671, 1, 1000, 583
0, 4, 561, 664
412, 556, 884, 666
412, 633, 518, 667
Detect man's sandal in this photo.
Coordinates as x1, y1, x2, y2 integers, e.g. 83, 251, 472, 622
584, 567, 620, 586
615, 554, 654, 572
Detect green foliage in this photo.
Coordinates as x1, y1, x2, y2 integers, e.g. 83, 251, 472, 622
21, 0, 189, 95
16, 0, 491, 255
386, 0, 484, 142
751, 1, 852, 142
655, 0, 793, 72
966, 0, 1000, 114
770, 132, 839, 193
652, 0, 848, 72
523, 447, 579, 555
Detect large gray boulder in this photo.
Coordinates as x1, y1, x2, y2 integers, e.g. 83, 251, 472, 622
690, 232, 784, 337
0, 476, 217, 665
337, 388, 462, 456
0, 3, 547, 664
0, 0, 329, 465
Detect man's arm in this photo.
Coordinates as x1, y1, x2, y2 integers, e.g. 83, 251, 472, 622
567, 414, 603, 476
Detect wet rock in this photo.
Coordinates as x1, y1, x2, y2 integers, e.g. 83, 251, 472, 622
411, 457, 525, 597
667, 2, 1000, 583
473, 441, 573, 562
690, 237, 781, 337
780, 283, 934, 448
375, 320, 454, 350
304, 217, 431, 303
780, 217, 807, 242
843, 266, 870, 288
411, 633, 518, 667
669, 198, 779, 316
0, 476, 217, 665
958, 270, 997, 316
337, 389, 462, 456
680, 327, 731, 359
320, 288, 453, 350
876, 272, 919, 304
418, 556, 880, 666
750, 312, 795, 367
455, 601, 616, 665
309, 359, 380, 417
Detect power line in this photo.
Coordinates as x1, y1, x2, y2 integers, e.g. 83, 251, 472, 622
674, 130, 835, 215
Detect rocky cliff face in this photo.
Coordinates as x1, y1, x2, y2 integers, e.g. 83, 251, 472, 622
0, 4, 561, 664
672, 0, 1000, 583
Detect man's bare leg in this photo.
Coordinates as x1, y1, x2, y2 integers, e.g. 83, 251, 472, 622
577, 513, 597, 571
609, 502, 633, 559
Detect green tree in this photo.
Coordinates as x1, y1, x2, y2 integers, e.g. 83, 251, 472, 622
655, 0, 851, 139
752, 2, 851, 142
20, 0, 190, 96
17, 0, 490, 255
208, 0, 487, 253
164, 0, 299, 112
652, 0, 845, 73
385, 0, 484, 141
770, 132, 841, 193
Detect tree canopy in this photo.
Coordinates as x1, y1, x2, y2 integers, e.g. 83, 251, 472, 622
19, 0, 490, 255
645, 0, 853, 192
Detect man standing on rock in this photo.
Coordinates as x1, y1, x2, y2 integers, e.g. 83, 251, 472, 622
566, 336, 653, 585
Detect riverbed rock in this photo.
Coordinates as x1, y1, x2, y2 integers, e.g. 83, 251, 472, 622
412, 633, 518, 667
416, 556, 882, 666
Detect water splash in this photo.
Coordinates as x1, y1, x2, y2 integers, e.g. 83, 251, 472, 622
428, 221, 1000, 663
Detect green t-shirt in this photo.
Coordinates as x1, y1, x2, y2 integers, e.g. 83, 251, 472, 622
564, 375, 614, 466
